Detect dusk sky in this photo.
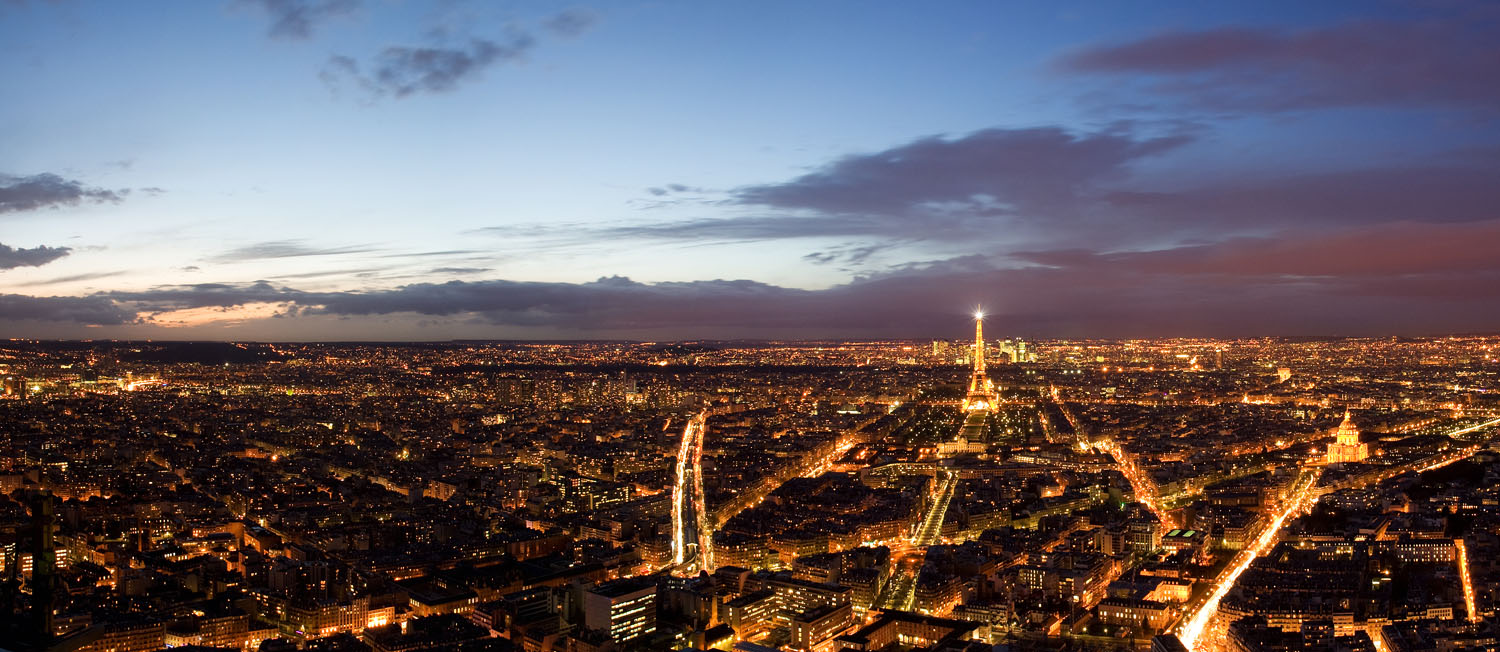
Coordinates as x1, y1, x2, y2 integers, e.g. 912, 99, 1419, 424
4, 0, 1499, 340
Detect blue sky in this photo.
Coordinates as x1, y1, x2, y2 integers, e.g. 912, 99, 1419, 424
3, 0, 1499, 339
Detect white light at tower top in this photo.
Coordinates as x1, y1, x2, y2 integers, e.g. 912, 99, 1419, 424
974, 309, 984, 320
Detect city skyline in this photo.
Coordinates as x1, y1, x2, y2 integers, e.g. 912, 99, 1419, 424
6, 6, 1500, 648
4, 333, 1499, 652
4, 0, 1500, 340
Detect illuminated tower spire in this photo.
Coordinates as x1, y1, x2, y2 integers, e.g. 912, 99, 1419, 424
962, 310, 998, 412
973, 310, 986, 376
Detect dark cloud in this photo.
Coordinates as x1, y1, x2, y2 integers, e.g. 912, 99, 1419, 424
736, 126, 1191, 218
0, 294, 135, 325
78, 276, 829, 332
613, 125, 1500, 252
611, 127, 1194, 245
243, 0, 359, 40
375, 35, 534, 97
22, 218, 1495, 336
802, 243, 891, 267
326, 31, 535, 98
1101, 163, 1500, 232
91, 277, 819, 332
0, 173, 126, 214
209, 240, 377, 263
316, 277, 851, 333
1056, 15, 1500, 112
0, 242, 70, 270
320, 221, 1500, 336
543, 8, 597, 38
1016, 220, 1500, 278
106, 280, 303, 313
646, 183, 703, 197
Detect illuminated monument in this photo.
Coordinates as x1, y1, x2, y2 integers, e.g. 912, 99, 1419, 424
945, 311, 998, 454
961, 310, 998, 413
1325, 410, 1368, 464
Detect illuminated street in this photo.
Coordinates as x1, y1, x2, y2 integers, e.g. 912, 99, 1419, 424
914, 470, 959, 547
1176, 417, 1500, 652
670, 413, 709, 573
1458, 538, 1479, 623
1099, 437, 1174, 527
874, 469, 959, 613
1177, 467, 1322, 651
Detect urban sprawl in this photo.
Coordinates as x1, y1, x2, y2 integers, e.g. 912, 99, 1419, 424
3, 323, 1500, 652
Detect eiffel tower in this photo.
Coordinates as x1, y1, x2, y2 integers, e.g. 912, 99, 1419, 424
961, 311, 998, 413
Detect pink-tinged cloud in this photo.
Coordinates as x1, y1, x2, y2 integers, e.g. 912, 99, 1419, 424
1057, 16, 1500, 112
1017, 220, 1500, 278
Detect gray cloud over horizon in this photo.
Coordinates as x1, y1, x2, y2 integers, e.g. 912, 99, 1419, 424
0, 242, 71, 270
3, 216, 1496, 338
0, 173, 127, 214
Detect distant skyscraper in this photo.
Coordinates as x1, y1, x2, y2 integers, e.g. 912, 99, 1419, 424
998, 340, 1015, 363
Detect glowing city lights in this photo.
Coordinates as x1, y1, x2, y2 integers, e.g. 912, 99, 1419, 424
670, 412, 708, 572
1178, 469, 1321, 650
1457, 538, 1479, 623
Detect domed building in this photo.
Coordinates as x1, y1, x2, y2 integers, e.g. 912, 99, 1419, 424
1325, 410, 1368, 464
